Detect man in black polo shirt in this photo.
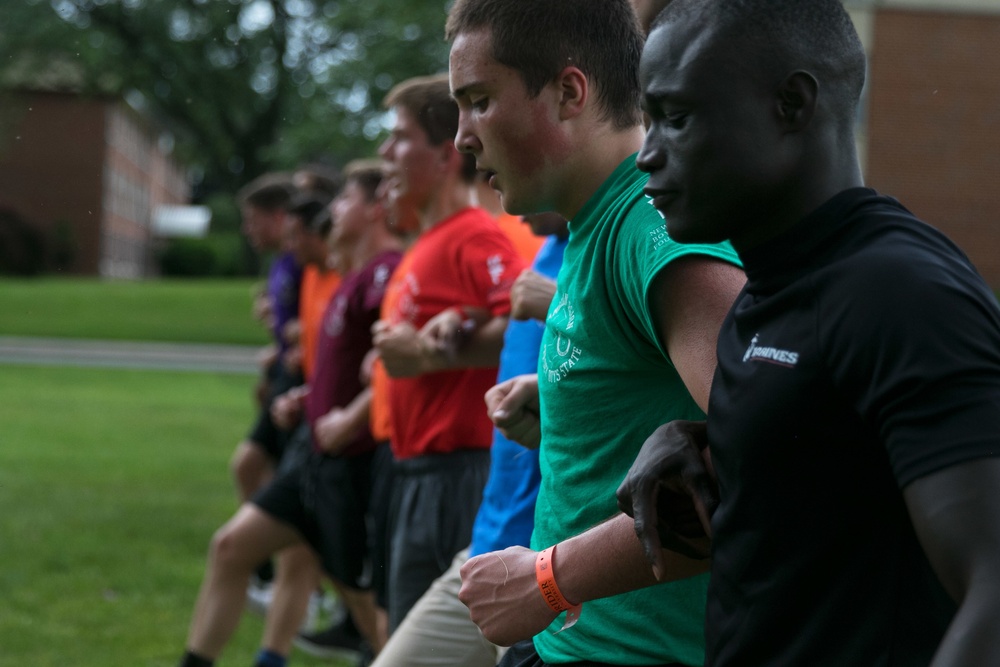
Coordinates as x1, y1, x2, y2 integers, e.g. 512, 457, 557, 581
618, 0, 1000, 664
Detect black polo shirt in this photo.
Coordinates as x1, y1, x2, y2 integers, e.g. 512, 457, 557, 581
706, 188, 1000, 666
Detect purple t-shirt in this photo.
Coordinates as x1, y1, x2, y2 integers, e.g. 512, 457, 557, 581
305, 250, 402, 457
268, 252, 302, 353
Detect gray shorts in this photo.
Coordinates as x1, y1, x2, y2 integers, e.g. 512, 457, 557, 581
387, 448, 490, 631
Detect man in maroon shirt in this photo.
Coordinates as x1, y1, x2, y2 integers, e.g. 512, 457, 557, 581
179, 162, 403, 667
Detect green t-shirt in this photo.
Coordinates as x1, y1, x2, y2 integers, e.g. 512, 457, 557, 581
533, 155, 740, 665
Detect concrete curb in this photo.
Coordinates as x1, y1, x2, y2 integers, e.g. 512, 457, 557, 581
0, 336, 260, 374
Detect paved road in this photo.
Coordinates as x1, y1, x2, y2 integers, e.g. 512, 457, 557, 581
0, 336, 260, 374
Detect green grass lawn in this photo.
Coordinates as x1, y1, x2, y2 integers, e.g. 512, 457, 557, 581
0, 278, 270, 345
0, 364, 349, 667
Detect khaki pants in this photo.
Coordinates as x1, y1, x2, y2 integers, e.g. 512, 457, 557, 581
372, 549, 507, 667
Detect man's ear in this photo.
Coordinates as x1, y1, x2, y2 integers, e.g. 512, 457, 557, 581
776, 70, 818, 132
366, 197, 386, 224
438, 140, 466, 174
555, 66, 589, 121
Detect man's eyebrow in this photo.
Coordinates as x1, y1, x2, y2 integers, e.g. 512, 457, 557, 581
643, 85, 685, 107
451, 81, 484, 100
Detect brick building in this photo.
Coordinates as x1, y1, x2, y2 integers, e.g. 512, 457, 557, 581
848, 0, 1000, 287
0, 89, 189, 277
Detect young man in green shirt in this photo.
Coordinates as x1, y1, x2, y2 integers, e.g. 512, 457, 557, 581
446, 1, 744, 665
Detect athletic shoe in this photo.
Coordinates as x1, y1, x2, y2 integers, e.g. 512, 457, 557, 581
293, 616, 364, 661
245, 577, 273, 617
300, 589, 338, 634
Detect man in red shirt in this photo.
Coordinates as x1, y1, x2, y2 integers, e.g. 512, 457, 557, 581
373, 73, 526, 632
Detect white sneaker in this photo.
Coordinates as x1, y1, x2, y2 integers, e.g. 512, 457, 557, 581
300, 589, 338, 633
245, 578, 273, 617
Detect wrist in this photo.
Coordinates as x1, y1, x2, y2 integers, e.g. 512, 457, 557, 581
535, 545, 582, 630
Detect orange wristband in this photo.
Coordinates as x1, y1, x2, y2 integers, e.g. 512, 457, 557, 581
535, 545, 582, 631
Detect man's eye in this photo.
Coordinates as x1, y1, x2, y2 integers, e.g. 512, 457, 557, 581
667, 112, 689, 129
471, 97, 488, 111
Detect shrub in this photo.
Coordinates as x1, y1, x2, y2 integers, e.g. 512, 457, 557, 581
157, 232, 256, 277
0, 207, 47, 276
158, 237, 217, 277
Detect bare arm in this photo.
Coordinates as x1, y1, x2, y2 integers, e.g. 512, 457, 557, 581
372, 320, 428, 378
649, 255, 745, 413
904, 457, 1000, 666
420, 308, 508, 370
271, 384, 309, 430
314, 388, 372, 455
485, 374, 541, 449
460, 257, 742, 643
459, 513, 708, 646
510, 270, 558, 321
607, 257, 743, 573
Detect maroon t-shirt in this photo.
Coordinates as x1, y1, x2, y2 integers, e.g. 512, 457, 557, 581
306, 250, 402, 457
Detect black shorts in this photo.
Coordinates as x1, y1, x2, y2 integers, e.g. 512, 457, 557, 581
387, 448, 490, 630
246, 360, 302, 462
499, 639, 690, 667
253, 448, 374, 590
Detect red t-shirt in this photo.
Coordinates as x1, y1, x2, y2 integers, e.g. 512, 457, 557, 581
306, 250, 402, 457
388, 207, 526, 459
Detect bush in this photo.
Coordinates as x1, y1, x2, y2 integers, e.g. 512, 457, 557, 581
158, 237, 217, 277
158, 232, 257, 277
0, 207, 47, 276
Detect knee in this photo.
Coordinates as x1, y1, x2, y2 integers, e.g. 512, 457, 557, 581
231, 443, 270, 488
275, 546, 321, 585
209, 524, 253, 572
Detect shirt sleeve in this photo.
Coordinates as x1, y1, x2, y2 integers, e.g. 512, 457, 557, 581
456, 227, 527, 317
821, 247, 1000, 487
613, 199, 742, 362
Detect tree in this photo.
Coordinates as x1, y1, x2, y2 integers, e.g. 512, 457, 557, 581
0, 0, 452, 196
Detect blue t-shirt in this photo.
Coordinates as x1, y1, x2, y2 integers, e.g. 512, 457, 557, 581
469, 234, 568, 557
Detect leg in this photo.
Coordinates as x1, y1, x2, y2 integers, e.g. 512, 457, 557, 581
339, 582, 384, 654
184, 504, 301, 660
260, 542, 322, 655
231, 440, 275, 503
371, 549, 499, 667
387, 475, 445, 631
388, 452, 489, 631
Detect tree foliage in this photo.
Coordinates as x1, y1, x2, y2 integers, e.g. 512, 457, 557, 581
0, 0, 452, 196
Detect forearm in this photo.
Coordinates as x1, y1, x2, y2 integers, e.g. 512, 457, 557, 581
906, 457, 1000, 666
340, 388, 372, 433
430, 315, 508, 371
556, 513, 709, 605
459, 512, 708, 646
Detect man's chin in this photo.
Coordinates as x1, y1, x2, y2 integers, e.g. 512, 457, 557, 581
665, 220, 725, 246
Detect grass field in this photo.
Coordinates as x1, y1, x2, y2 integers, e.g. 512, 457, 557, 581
0, 364, 349, 667
0, 278, 270, 345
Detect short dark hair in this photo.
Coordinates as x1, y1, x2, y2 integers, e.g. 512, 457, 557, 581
293, 163, 344, 198
342, 159, 384, 202
445, 0, 644, 130
288, 191, 332, 236
237, 172, 296, 210
383, 73, 478, 182
656, 0, 866, 121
